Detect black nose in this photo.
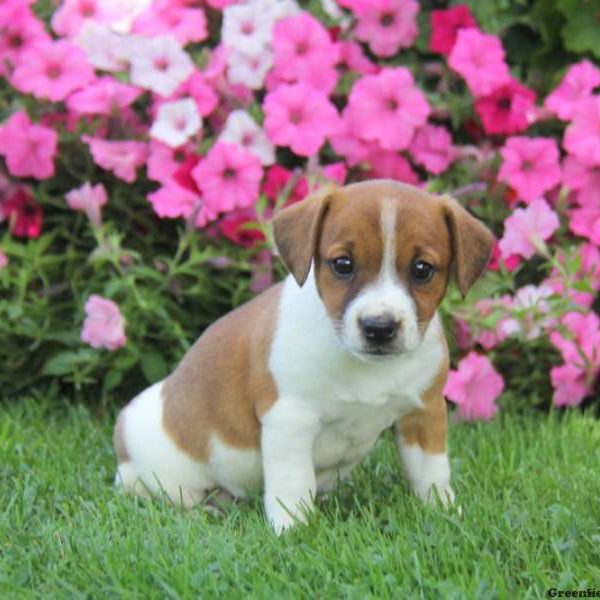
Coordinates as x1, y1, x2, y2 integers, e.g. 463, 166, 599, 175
359, 314, 399, 344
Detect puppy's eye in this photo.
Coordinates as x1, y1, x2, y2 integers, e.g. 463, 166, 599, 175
411, 260, 435, 282
330, 256, 354, 278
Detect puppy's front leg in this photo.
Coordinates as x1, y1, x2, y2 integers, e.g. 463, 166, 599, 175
394, 386, 455, 507
260, 399, 320, 534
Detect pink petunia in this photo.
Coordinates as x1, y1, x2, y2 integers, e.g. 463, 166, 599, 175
562, 156, 600, 208
429, 4, 477, 55
81, 295, 127, 351
51, 0, 121, 37
192, 142, 263, 213
475, 79, 537, 135
346, 67, 430, 151
0, 2, 49, 75
83, 136, 147, 183
545, 60, 600, 121
409, 124, 455, 174
66, 77, 142, 115
550, 312, 600, 406
263, 82, 340, 157
498, 137, 562, 203
498, 198, 560, 260
448, 28, 510, 97
0, 111, 57, 180
179, 71, 219, 117
337, 40, 378, 75
132, 0, 207, 45
366, 150, 419, 184
563, 96, 600, 168
354, 0, 419, 58
146, 141, 193, 183
568, 207, 600, 246
128, 35, 194, 97
65, 182, 107, 228
445, 352, 504, 421
272, 13, 339, 93
11, 39, 95, 102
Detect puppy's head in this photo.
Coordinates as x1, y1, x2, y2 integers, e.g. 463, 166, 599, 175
272, 180, 494, 359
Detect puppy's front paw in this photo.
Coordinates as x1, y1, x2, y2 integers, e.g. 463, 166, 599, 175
265, 495, 310, 535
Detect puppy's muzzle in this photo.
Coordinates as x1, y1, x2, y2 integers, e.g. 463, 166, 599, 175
358, 313, 400, 348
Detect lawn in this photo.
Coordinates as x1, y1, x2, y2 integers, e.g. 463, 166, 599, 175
1, 396, 599, 599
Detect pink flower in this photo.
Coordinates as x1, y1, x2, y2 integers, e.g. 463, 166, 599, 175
272, 13, 339, 93
262, 165, 308, 205
347, 67, 430, 151
81, 295, 127, 351
545, 60, 600, 121
66, 77, 142, 115
475, 80, 537, 135
263, 82, 340, 157
180, 71, 219, 116
498, 198, 560, 260
365, 150, 419, 184
192, 142, 263, 213
0, 250, 7, 271
568, 207, 600, 246
409, 124, 455, 174
498, 137, 562, 203
132, 1, 207, 45
337, 40, 377, 75
1, 187, 43, 239
562, 156, 600, 207
65, 182, 108, 228
146, 141, 192, 183
550, 312, 600, 406
445, 352, 504, 421
448, 29, 510, 97
129, 35, 194, 97
83, 136, 147, 183
147, 180, 211, 225
218, 207, 265, 248
550, 364, 590, 407
563, 96, 600, 168
329, 109, 377, 166
11, 39, 95, 102
52, 0, 120, 37
429, 4, 477, 55
0, 2, 49, 75
0, 111, 57, 180
354, 0, 419, 58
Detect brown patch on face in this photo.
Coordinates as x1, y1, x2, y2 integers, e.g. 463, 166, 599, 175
395, 333, 449, 453
113, 409, 130, 464
314, 187, 384, 326
161, 284, 282, 460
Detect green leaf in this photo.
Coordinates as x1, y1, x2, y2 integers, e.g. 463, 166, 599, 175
557, 0, 600, 58
140, 351, 168, 384
103, 368, 125, 393
42, 350, 96, 376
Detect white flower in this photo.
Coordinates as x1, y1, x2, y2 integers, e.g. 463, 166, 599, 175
129, 35, 194, 97
104, 0, 152, 34
219, 110, 275, 165
265, 0, 301, 22
150, 98, 202, 148
227, 49, 273, 90
75, 22, 135, 72
222, 1, 274, 57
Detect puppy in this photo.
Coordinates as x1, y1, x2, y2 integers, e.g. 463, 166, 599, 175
113, 180, 494, 533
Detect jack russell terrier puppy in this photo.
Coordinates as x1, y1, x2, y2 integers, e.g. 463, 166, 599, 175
113, 180, 494, 533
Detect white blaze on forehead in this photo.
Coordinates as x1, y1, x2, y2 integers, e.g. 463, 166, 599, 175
339, 197, 422, 354
380, 198, 398, 282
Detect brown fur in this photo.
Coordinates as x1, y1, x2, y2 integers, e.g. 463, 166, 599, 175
395, 334, 450, 454
161, 283, 282, 460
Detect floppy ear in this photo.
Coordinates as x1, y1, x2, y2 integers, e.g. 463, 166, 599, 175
442, 195, 495, 297
271, 185, 337, 287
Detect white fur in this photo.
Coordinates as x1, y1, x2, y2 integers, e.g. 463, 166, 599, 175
397, 441, 454, 506
341, 199, 420, 355
116, 381, 215, 508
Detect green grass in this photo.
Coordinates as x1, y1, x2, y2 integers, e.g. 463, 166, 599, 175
1, 398, 599, 599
